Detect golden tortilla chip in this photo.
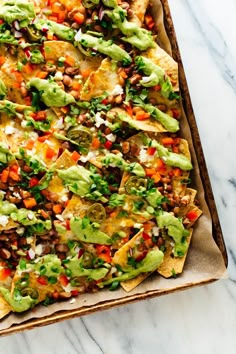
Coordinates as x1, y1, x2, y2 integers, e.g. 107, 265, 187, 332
130, 0, 149, 27
80, 58, 121, 101
45, 150, 76, 195
184, 205, 202, 228
120, 272, 150, 292
112, 229, 143, 268
157, 229, 193, 278
176, 188, 197, 217
0, 296, 11, 319
144, 43, 179, 91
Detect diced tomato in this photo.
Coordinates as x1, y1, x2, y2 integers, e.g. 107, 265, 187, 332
59, 274, 69, 287
147, 147, 156, 156
104, 140, 113, 150
71, 290, 79, 297
45, 147, 57, 159
37, 275, 48, 285
71, 151, 80, 162
34, 111, 47, 121
91, 137, 101, 149
0, 267, 11, 281
66, 219, 71, 231
125, 104, 133, 116
38, 133, 52, 142
101, 98, 109, 105
153, 85, 161, 91
186, 210, 198, 221
73, 12, 85, 25
96, 245, 112, 263
145, 168, 156, 177
162, 137, 175, 146
29, 177, 39, 188
171, 109, 180, 119
135, 250, 148, 262
142, 232, 151, 241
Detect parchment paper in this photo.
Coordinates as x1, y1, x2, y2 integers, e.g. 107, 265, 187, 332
0, 0, 227, 331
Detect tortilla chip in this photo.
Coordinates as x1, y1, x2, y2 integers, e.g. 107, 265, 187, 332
0, 296, 11, 319
80, 58, 121, 101
176, 188, 197, 217
184, 205, 202, 228
11, 271, 64, 304
62, 195, 90, 219
157, 229, 193, 278
112, 230, 159, 292
120, 272, 150, 292
144, 43, 179, 91
45, 150, 76, 196
112, 229, 143, 268
130, 0, 149, 27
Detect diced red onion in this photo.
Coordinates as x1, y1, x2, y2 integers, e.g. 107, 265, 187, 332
98, 6, 105, 21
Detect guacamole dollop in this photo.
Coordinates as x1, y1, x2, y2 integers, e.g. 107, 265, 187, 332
28, 78, 75, 107
0, 0, 35, 27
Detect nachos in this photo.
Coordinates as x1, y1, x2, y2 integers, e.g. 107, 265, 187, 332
0, 0, 202, 318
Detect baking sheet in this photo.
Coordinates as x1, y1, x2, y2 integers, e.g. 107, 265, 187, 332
0, 0, 227, 334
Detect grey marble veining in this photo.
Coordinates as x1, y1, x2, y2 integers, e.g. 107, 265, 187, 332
1, 1, 236, 353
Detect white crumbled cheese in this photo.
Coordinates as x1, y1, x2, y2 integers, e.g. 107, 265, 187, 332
27, 212, 35, 220
54, 71, 63, 81
4, 125, 16, 135
61, 194, 68, 202
106, 133, 116, 142
75, 29, 82, 41
35, 244, 43, 256
111, 84, 124, 96
28, 249, 35, 260
74, 74, 82, 80
134, 223, 143, 229
62, 283, 75, 292
141, 76, 151, 84
56, 214, 64, 222
13, 192, 21, 198
45, 140, 54, 147
80, 151, 97, 163
54, 118, 64, 130
29, 131, 39, 140
69, 298, 76, 304
94, 112, 106, 128
139, 147, 154, 164
21, 120, 28, 128
152, 227, 160, 236
0, 215, 9, 227
9, 187, 14, 191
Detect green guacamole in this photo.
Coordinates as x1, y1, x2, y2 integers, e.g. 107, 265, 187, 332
28, 78, 75, 107
78, 34, 132, 64
101, 249, 164, 285
106, 6, 155, 51
102, 153, 145, 177
65, 255, 109, 281
0, 287, 36, 312
149, 139, 193, 171
0, 143, 15, 164
135, 56, 174, 98
156, 211, 190, 257
0, 0, 35, 27
136, 102, 179, 133
70, 217, 112, 245
34, 20, 75, 41
0, 79, 7, 99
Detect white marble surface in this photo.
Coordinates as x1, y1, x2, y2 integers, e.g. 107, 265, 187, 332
1, 0, 236, 352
